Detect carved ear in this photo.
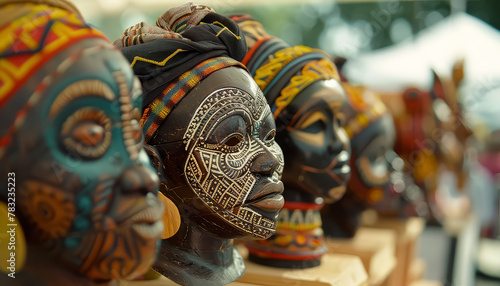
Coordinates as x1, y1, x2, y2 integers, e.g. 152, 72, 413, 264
452, 58, 465, 88
431, 70, 446, 101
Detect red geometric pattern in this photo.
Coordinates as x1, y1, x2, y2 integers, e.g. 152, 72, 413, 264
0, 3, 107, 108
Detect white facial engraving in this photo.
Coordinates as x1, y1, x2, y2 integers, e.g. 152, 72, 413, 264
183, 87, 284, 238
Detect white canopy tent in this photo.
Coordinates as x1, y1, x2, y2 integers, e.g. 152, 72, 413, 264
343, 13, 500, 132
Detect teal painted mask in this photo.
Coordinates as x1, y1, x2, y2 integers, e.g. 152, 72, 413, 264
0, 3, 163, 281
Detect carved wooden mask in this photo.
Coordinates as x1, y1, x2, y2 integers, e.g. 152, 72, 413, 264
231, 15, 351, 202
340, 84, 397, 204
0, 3, 163, 281
275, 79, 351, 201
348, 115, 397, 201
149, 67, 284, 240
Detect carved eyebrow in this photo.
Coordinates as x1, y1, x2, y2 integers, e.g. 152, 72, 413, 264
298, 111, 328, 129
288, 97, 323, 127
49, 80, 116, 118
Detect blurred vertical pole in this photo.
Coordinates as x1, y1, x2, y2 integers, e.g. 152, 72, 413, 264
450, 0, 466, 14
447, 2, 466, 285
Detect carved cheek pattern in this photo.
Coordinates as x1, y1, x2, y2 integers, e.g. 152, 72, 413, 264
189, 146, 256, 210
18, 181, 76, 240
221, 135, 252, 178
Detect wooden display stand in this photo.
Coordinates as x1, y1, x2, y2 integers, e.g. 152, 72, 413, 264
361, 211, 425, 286
235, 245, 368, 286
325, 228, 397, 286
408, 259, 426, 284
121, 244, 369, 286
409, 280, 442, 286
122, 274, 260, 285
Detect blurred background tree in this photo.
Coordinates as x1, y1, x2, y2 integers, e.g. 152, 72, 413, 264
78, 0, 499, 59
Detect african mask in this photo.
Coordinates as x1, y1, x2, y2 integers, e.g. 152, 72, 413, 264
116, 5, 284, 285
277, 79, 351, 201
0, 2, 163, 283
231, 15, 350, 269
150, 68, 284, 240
321, 83, 400, 238
342, 85, 396, 203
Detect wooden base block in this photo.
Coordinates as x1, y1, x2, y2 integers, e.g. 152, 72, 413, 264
409, 280, 442, 286
123, 275, 178, 286
325, 228, 396, 286
122, 274, 260, 286
236, 245, 368, 286
408, 259, 426, 284
362, 215, 425, 286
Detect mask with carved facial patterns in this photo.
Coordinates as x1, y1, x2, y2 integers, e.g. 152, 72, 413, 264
116, 4, 284, 285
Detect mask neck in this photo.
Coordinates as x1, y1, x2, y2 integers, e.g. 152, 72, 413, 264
153, 219, 244, 286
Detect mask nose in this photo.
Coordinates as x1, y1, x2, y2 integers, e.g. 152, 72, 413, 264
115, 164, 160, 195
250, 145, 281, 177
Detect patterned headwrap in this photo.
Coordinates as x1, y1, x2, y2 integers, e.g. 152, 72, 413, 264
341, 83, 387, 139
114, 3, 248, 142
230, 14, 340, 119
0, 0, 106, 155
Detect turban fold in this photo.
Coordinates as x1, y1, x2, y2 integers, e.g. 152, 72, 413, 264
115, 3, 248, 142
230, 14, 340, 119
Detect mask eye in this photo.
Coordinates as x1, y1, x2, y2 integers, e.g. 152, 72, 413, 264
205, 115, 248, 152
223, 133, 244, 147
264, 130, 276, 145
61, 107, 112, 159
258, 113, 277, 146
73, 122, 105, 146
297, 111, 327, 134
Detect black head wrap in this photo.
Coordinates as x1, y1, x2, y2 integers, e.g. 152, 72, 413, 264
114, 3, 248, 142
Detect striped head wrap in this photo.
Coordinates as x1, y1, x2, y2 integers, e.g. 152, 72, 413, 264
0, 0, 106, 156
230, 14, 340, 119
115, 3, 248, 142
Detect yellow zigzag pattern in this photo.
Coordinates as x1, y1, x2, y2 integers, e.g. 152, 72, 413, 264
128, 21, 241, 68
130, 48, 187, 68
199, 21, 242, 40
